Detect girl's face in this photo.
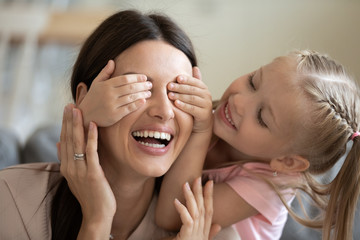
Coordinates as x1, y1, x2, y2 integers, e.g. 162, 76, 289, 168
213, 57, 308, 160
98, 40, 193, 178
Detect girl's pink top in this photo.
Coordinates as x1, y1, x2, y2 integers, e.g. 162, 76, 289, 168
203, 162, 301, 240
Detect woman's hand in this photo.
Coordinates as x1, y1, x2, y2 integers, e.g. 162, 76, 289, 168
79, 60, 152, 127
58, 104, 116, 239
168, 67, 213, 134
173, 178, 221, 240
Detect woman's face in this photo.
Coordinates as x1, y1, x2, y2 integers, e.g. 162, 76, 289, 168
213, 57, 308, 160
98, 40, 193, 177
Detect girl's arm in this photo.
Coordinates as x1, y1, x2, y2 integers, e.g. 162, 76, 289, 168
156, 67, 213, 231
211, 183, 259, 227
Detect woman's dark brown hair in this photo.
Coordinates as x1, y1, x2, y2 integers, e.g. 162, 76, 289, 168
51, 9, 197, 240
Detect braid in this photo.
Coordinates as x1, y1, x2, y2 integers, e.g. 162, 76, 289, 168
285, 50, 360, 240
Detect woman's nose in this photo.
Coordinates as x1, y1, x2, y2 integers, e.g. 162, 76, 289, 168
148, 91, 175, 121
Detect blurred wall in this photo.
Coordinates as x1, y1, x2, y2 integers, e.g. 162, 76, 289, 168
96, 0, 360, 100
1, 0, 359, 141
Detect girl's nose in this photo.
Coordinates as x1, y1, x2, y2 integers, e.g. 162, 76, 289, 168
232, 93, 252, 116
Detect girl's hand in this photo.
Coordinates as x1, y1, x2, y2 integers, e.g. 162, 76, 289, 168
58, 104, 116, 237
168, 67, 213, 134
173, 178, 221, 240
79, 60, 152, 127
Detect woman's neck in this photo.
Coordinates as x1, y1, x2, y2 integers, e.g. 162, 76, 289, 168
102, 162, 156, 240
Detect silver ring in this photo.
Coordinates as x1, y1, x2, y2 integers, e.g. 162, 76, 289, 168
74, 153, 85, 161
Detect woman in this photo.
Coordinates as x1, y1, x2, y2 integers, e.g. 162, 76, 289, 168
0, 10, 240, 240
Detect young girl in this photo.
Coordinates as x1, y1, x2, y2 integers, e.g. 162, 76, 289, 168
78, 50, 360, 240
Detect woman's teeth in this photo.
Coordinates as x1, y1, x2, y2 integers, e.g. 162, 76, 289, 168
225, 104, 236, 127
132, 130, 171, 148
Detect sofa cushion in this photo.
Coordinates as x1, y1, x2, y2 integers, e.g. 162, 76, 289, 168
22, 125, 60, 164
0, 128, 21, 169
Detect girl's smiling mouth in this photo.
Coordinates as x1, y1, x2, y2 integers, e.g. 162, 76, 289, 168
225, 103, 236, 128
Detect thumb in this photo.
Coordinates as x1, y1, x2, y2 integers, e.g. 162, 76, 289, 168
93, 60, 115, 83
192, 66, 202, 80
208, 223, 222, 240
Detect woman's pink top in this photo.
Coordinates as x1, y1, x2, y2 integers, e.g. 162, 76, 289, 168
203, 162, 300, 240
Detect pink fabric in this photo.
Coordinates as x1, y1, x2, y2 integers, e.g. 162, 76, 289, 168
203, 162, 300, 240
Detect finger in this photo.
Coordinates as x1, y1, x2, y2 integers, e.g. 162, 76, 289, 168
115, 90, 151, 107
93, 60, 115, 83
174, 198, 193, 235
86, 121, 101, 173
193, 177, 205, 231
113, 98, 147, 120
192, 66, 202, 81
203, 180, 214, 236
169, 92, 207, 108
59, 106, 68, 173
114, 80, 152, 95
172, 99, 205, 118
168, 79, 207, 97
65, 104, 76, 174
111, 74, 148, 88
193, 177, 204, 213
72, 108, 87, 167
209, 224, 222, 240
183, 182, 198, 220
177, 75, 207, 89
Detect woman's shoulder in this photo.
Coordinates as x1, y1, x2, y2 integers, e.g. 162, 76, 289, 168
1, 162, 60, 172
0, 162, 62, 240
0, 162, 61, 185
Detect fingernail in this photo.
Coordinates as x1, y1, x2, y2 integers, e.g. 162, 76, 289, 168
178, 76, 184, 82
104, 60, 111, 70
209, 180, 213, 188
168, 83, 174, 89
64, 104, 71, 114
175, 99, 183, 106
146, 81, 152, 88
185, 182, 191, 191
89, 121, 95, 130
72, 108, 77, 119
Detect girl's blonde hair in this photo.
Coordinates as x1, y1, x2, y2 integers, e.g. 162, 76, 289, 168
283, 50, 360, 240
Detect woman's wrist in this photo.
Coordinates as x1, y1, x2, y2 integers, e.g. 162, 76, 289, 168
77, 216, 113, 240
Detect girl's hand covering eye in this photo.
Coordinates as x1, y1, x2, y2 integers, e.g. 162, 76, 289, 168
79, 60, 152, 128
167, 67, 213, 134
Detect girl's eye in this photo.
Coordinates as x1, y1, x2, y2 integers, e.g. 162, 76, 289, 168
257, 108, 268, 128
248, 73, 256, 90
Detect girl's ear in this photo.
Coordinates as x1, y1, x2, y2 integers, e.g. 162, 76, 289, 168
76, 82, 88, 106
270, 155, 310, 173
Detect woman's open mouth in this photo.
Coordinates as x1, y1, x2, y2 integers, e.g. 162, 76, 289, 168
132, 130, 172, 148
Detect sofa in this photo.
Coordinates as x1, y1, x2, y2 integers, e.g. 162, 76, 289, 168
1, 125, 359, 239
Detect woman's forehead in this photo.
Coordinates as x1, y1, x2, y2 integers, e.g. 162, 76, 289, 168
114, 40, 192, 75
